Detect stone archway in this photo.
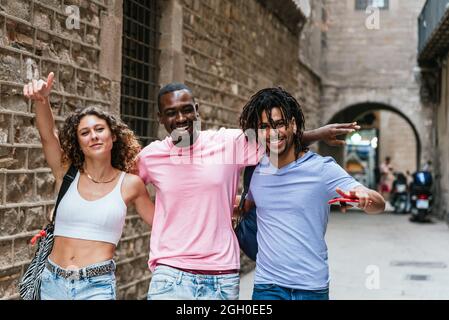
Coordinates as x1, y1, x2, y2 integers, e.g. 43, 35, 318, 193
319, 102, 422, 178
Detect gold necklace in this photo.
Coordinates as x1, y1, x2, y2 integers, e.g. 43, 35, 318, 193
84, 169, 119, 184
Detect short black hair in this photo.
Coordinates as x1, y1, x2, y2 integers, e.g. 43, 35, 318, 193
239, 87, 307, 158
158, 82, 195, 111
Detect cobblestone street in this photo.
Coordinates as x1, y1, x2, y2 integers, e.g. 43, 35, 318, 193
240, 210, 449, 300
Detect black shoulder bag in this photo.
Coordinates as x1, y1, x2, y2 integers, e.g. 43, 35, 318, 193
234, 165, 258, 261
18, 165, 77, 300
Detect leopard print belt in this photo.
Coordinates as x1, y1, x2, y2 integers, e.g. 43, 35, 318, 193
45, 260, 115, 280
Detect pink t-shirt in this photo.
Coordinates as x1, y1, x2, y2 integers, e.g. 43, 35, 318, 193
138, 128, 261, 271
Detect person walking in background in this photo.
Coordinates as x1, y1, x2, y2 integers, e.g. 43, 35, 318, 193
379, 156, 394, 202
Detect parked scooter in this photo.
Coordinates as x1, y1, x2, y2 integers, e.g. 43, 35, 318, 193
409, 171, 433, 223
391, 172, 408, 213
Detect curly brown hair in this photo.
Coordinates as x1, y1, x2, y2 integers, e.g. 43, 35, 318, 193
59, 107, 141, 173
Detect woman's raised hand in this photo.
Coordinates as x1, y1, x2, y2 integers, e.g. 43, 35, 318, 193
23, 72, 55, 102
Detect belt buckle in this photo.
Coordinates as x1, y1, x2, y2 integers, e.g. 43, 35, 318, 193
65, 268, 83, 280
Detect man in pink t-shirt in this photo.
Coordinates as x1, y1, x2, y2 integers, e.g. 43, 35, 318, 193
138, 83, 359, 300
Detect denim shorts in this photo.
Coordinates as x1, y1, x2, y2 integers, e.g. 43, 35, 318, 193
40, 258, 117, 300
147, 265, 240, 300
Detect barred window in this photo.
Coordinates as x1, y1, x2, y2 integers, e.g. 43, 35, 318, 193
121, 0, 161, 146
355, 0, 389, 10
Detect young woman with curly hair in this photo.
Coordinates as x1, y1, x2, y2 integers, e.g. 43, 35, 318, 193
23, 72, 154, 300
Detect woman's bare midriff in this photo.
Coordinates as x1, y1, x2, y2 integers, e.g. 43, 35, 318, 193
49, 236, 116, 269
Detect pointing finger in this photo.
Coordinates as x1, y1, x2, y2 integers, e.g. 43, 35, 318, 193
335, 187, 347, 198
46, 72, 55, 90
333, 128, 356, 136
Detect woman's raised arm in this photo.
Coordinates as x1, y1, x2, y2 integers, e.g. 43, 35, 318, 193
23, 72, 66, 182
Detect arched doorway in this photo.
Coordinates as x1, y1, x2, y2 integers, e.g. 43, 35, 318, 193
319, 103, 421, 190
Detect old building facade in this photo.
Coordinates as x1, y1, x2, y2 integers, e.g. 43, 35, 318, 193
417, 0, 449, 221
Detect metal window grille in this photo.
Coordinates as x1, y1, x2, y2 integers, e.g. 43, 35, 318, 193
355, 0, 389, 10
121, 0, 160, 146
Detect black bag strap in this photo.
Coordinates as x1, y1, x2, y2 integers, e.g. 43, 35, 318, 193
239, 165, 257, 211
51, 164, 77, 223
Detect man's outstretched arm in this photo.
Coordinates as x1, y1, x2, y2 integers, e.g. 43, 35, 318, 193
302, 122, 360, 147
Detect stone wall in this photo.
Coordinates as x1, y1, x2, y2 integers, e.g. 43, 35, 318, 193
179, 0, 319, 132
319, 0, 433, 168
435, 55, 449, 220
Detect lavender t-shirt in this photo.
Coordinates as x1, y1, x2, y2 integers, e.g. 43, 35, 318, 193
248, 151, 362, 290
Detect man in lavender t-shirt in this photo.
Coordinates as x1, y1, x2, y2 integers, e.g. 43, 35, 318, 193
138, 83, 360, 300
240, 87, 385, 300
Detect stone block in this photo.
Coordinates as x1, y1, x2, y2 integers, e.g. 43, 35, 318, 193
13, 115, 40, 145
35, 172, 56, 202
13, 236, 34, 263
0, 50, 22, 83
85, 25, 100, 46
22, 206, 47, 234
0, 116, 11, 143
58, 64, 76, 94
28, 148, 48, 170
63, 96, 84, 114
1, 0, 31, 21
76, 69, 93, 97
0, 146, 27, 170
72, 44, 98, 70
0, 270, 20, 299
5, 173, 35, 203
0, 208, 24, 237
33, 7, 52, 31
93, 75, 111, 101
0, 240, 13, 269
0, 93, 28, 113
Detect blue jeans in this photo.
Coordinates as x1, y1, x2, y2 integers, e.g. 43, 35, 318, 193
147, 265, 240, 300
40, 258, 116, 300
252, 283, 329, 300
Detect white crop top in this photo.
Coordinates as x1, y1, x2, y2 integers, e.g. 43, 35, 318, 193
54, 171, 127, 245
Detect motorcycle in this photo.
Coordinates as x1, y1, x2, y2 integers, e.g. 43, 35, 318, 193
391, 172, 408, 214
409, 171, 433, 223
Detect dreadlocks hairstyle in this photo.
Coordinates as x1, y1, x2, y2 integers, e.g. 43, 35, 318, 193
59, 106, 141, 173
239, 87, 307, 158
